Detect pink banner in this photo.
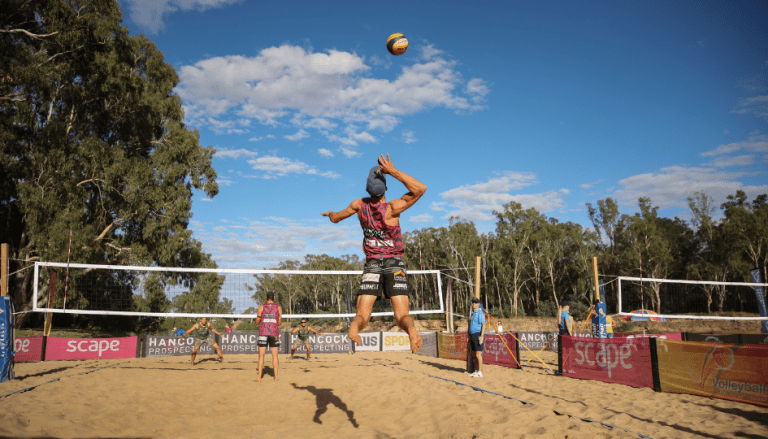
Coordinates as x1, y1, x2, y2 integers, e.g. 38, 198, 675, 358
14, 336, 44, 362
561, 335, 653, 388
483, 334, 520, 369
45, 336, 137, 361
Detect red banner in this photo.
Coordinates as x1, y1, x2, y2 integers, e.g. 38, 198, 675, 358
561, 335, 653, 388
656, 340, 768, 407
483, 334, 519, 369
45, 336, 137, 361
438, 332, 468, 361
14, 336, 44, 362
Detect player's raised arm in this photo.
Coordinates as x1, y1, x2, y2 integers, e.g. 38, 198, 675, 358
321, 198, 362, 223
377, 154, 426, 215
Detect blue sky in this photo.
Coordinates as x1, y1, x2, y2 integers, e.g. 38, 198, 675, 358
118, 0, 768, 269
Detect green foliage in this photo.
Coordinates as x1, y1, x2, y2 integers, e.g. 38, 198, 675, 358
1, 0, 222, 332
535, 300, 558, 317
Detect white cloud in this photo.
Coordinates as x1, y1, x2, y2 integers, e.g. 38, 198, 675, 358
612, 165, 768, 209
123, 0, 243, 34
436, 171, 567, 222
246, 156, 341, 178
701, 132, 768, 156
285, 129, 309, 141
400, 130, 417, 144
176, 44, 488, 148
214, 148, 259, 159
409, 214, 434, 223
707, 154, 755, 168
248, 134, 275, 142
318, 148, 334, 158
732, 95, 768, 120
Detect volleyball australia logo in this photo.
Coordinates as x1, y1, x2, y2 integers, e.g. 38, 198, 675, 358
687, 345, 767, 402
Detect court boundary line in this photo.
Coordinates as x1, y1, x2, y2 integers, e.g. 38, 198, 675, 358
0, 361, 125, 399
360, 357, 653, 439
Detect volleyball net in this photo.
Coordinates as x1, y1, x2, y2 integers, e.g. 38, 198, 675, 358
31, 262, 444, 319
617, 276, 768, 321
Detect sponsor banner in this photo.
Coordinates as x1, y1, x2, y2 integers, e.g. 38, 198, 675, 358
517, 332, 559, 352
46, 336, 138, 361
619, 332, 683, 341
750, 268, 768, 333
145, 336, 199, 357
354, 332, 381, 352
656, 339, 768, 407
416, 332, 438, 358
0, 297, 12, 382
219, 332, 260, 355
438, 332, 467, 361
382, 332, 412, 351
483, 334, 519, 369
741, 334, 768, 345
14, 336, 44, 362
561, 335, 653, 388
685, 333, 739, 344
288, 332, 352, 354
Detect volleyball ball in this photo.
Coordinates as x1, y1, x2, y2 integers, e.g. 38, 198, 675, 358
387, 33, 408, 56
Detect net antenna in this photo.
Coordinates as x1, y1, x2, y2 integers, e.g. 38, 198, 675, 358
32, 262, 443, 320
617, 276, 768, 321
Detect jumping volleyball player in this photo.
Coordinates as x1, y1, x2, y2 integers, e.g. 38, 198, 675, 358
321, 153, 426, 353
255, 291, 282, 382
180, 317, 224, 365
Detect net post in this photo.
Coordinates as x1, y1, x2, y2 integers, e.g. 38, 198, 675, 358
32, 262, 39, 310
592, 256, 599, 302
617, 277, 623, 314
474, 256, 481, 300
1, 243, 7, 296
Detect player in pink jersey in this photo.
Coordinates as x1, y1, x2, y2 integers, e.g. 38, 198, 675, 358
321, 154, 427, 353
255, 291, 282, 382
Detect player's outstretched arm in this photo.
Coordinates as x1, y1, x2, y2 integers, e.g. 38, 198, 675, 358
310, 327, 324, 336
181, 324, 198, 337
377, 154, 426, 215
321, 199, 362, 223
290, 326, 299, 334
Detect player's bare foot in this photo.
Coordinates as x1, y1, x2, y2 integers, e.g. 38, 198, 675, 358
254, 377, 262, 382
219, 357, 224, 363
408, 328, 423, 353
349, 324, 362, 345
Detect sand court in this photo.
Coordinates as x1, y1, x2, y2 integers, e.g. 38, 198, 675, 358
1, 351, 767, 438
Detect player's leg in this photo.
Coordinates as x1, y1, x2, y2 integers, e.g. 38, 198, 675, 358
256, 346, 266, 382
290, 340, 298, 359
390, 295, 422, 353
191, 344, 200, 365
271, 346, 279, 381
213, 342, 223, 362
306, 342, 311, 360
349, 294, 376, 345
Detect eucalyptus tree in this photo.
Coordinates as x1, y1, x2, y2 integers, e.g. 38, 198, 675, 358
1, 0, 220, 330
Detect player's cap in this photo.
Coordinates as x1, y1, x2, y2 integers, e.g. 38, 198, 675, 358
266, 291, 275, 299
471, 298, 481, 303
366, 166, 387, 197
562, 300, 571, 307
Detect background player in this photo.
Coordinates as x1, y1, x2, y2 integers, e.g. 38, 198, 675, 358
180, 317, 224, 365
290, 319, 325, 360
255, 291, 282, 382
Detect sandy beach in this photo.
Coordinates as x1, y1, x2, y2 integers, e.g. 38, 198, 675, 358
1, 348, 766, 439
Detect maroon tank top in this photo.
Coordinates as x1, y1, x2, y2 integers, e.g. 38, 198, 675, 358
258, 302, 280, 337
358, 198, 404, 259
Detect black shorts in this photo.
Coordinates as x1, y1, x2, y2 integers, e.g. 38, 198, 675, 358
470, 333, 484, 352
257, 335, 280, 348
358, 258, 408, 299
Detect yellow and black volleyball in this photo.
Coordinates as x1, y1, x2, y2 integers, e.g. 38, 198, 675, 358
386, 33, 408, 56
